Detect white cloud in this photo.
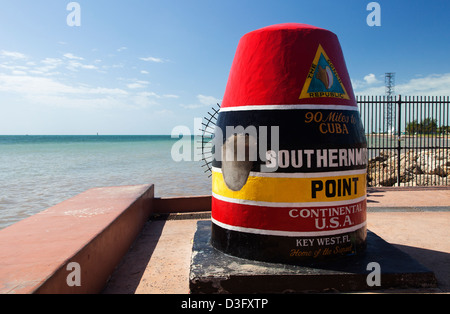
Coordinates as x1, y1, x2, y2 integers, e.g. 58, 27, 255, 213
197, 94, 221, 106
180, 94, 221, 109
117, 47, 128, 52
42, 58, 63, 66
154, 109, 174, 116
133, 91, 178, 99
354, 85, 384, 96
0, 64, 28, 72
138, 91, 159, 97
102, 63, 124, 71
85, 87, 128, 95
397, 73, 450, 96
363, 73, 380, 84
140, 56, 165, 63
351, 73, 381, 92
0, 73, 133, 110
354, 73, 450, 96
130, 91, 178, 108
33, 58, 63, 74
0, 71, 180, 111
127, 80, 150, 89
63, 53, 84, 60
66, 60, 98, 71
140, 70, 149, 74
127, 83, 144, 89
133, 92, 160, 108
61, 53, 99, 71
0, 50, 180, 112
162, 94, 179, 99
0, 73, 126, 96
11, 70, 27, 76
0, 50, 27, 60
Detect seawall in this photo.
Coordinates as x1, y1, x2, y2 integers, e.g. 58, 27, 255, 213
0, 184, 210, 294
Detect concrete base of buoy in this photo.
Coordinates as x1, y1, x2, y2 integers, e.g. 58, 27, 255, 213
190, 221, 437, 294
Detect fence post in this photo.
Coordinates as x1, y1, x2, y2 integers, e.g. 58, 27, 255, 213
397, 95, 402, 186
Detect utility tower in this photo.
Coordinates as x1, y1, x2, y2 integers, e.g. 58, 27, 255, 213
385, 72, 396, 133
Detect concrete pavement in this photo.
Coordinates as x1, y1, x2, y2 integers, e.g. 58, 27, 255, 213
103, 187, 450, 294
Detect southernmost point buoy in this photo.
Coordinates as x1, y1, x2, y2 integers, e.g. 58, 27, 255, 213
211, 23, 368, 264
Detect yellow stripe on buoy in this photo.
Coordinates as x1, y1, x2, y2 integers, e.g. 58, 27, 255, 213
212, 169, 366, 204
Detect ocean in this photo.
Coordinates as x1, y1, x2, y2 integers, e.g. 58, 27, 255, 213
0, 135, 211, 230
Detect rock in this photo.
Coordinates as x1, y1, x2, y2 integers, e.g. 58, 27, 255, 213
413, 174, 447, 186
367, 149, 449, 187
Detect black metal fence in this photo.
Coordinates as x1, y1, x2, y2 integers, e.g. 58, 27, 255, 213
358, 95, 450, 187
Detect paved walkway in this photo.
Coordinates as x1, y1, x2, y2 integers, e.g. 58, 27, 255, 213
367, 187, 450, 210
103, 187, 450, 294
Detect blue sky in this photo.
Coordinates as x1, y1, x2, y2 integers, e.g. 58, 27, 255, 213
0, 0, 449, 135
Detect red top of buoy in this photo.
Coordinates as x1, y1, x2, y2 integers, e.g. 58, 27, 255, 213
221, 23, 356, 109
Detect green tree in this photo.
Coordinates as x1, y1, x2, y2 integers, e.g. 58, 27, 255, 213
438, 125, 450, 134
406, 120, 421, 134
421, 118, 438, 134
